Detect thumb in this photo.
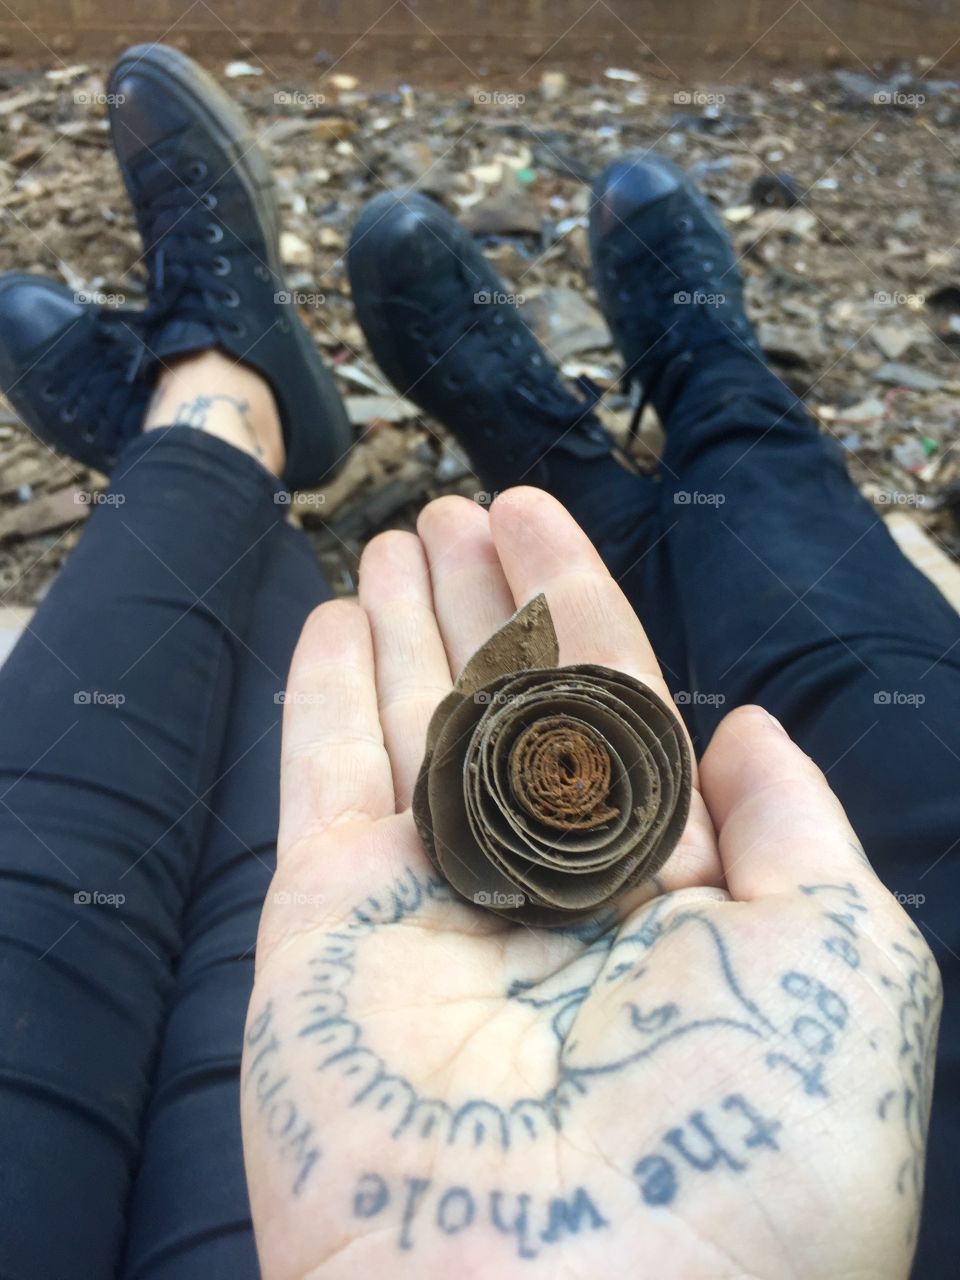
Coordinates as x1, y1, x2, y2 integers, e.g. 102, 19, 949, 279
699, 705, 875, 901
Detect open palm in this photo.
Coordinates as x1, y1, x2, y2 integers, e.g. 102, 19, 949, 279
242, 489, 939, 1280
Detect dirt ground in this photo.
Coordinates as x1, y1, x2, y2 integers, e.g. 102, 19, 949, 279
0, 58, 958, 604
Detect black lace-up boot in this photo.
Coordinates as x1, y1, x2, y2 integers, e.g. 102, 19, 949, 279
589, 152, 764, 428
108, 43, 352, 489
0, 275, 150, 471
347, 191, 617, 490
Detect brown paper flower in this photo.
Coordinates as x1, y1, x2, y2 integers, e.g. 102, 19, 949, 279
412, 594, 692, 926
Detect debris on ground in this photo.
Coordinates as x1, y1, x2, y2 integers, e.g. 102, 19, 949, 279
1, 58, 959, 603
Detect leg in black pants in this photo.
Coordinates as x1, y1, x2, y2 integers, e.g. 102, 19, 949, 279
560, 352, 960, 1278
122, 524, 329, 1280
0, 428, 328, 1280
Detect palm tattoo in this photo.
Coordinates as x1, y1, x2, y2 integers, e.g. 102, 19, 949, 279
241, 490, 940, 1280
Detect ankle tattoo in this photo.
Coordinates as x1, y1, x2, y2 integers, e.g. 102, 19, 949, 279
166, 391, 264, 458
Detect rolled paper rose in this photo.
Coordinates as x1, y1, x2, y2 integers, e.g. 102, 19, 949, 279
412, 593, 692, 926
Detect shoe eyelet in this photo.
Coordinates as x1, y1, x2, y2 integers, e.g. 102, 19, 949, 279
509, 333, 521, 348
676, 215, 694, 232
445, 375, 461, 391
202, 193, 218, 211
410, 324, 425, 341
60, 406, 78, 424
213, 255, 231, 276
220, 287, 241, 308
493, 313, 505, 326
81, 427, 96, 443
254, 264, 271, 282
703, 258, 714, 271
42, 383, 58, 401
187, 159, 208, 183
531, 353, 543, 366
206, 223, 224, 244
606, 267, 617, 281
225, 319, 246, 338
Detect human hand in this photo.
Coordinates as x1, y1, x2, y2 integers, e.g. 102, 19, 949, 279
242, 488, 940, 1280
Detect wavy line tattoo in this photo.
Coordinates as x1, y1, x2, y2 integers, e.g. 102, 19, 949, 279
292, 868, 853, 1150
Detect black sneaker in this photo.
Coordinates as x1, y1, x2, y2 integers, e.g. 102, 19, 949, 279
347, 191, 616, 489
0, 274, 150, 471
589, 152, 763, 423
108, 43, 352, 490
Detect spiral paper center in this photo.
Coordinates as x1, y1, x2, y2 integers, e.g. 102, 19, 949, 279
508, 716, 618, 831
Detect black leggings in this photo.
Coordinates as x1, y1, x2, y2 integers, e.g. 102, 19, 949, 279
0, 350, 957, 1279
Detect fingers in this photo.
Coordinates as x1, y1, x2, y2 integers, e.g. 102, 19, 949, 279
277, 600, 396, 857
417, 495, 516, 678
699, 704, 874, 899
487, 487, 723, 893
487, 487, 678, 726
358, 530, 453, 808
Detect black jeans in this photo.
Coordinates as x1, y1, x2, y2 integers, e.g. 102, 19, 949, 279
0, 346, 957, 1280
